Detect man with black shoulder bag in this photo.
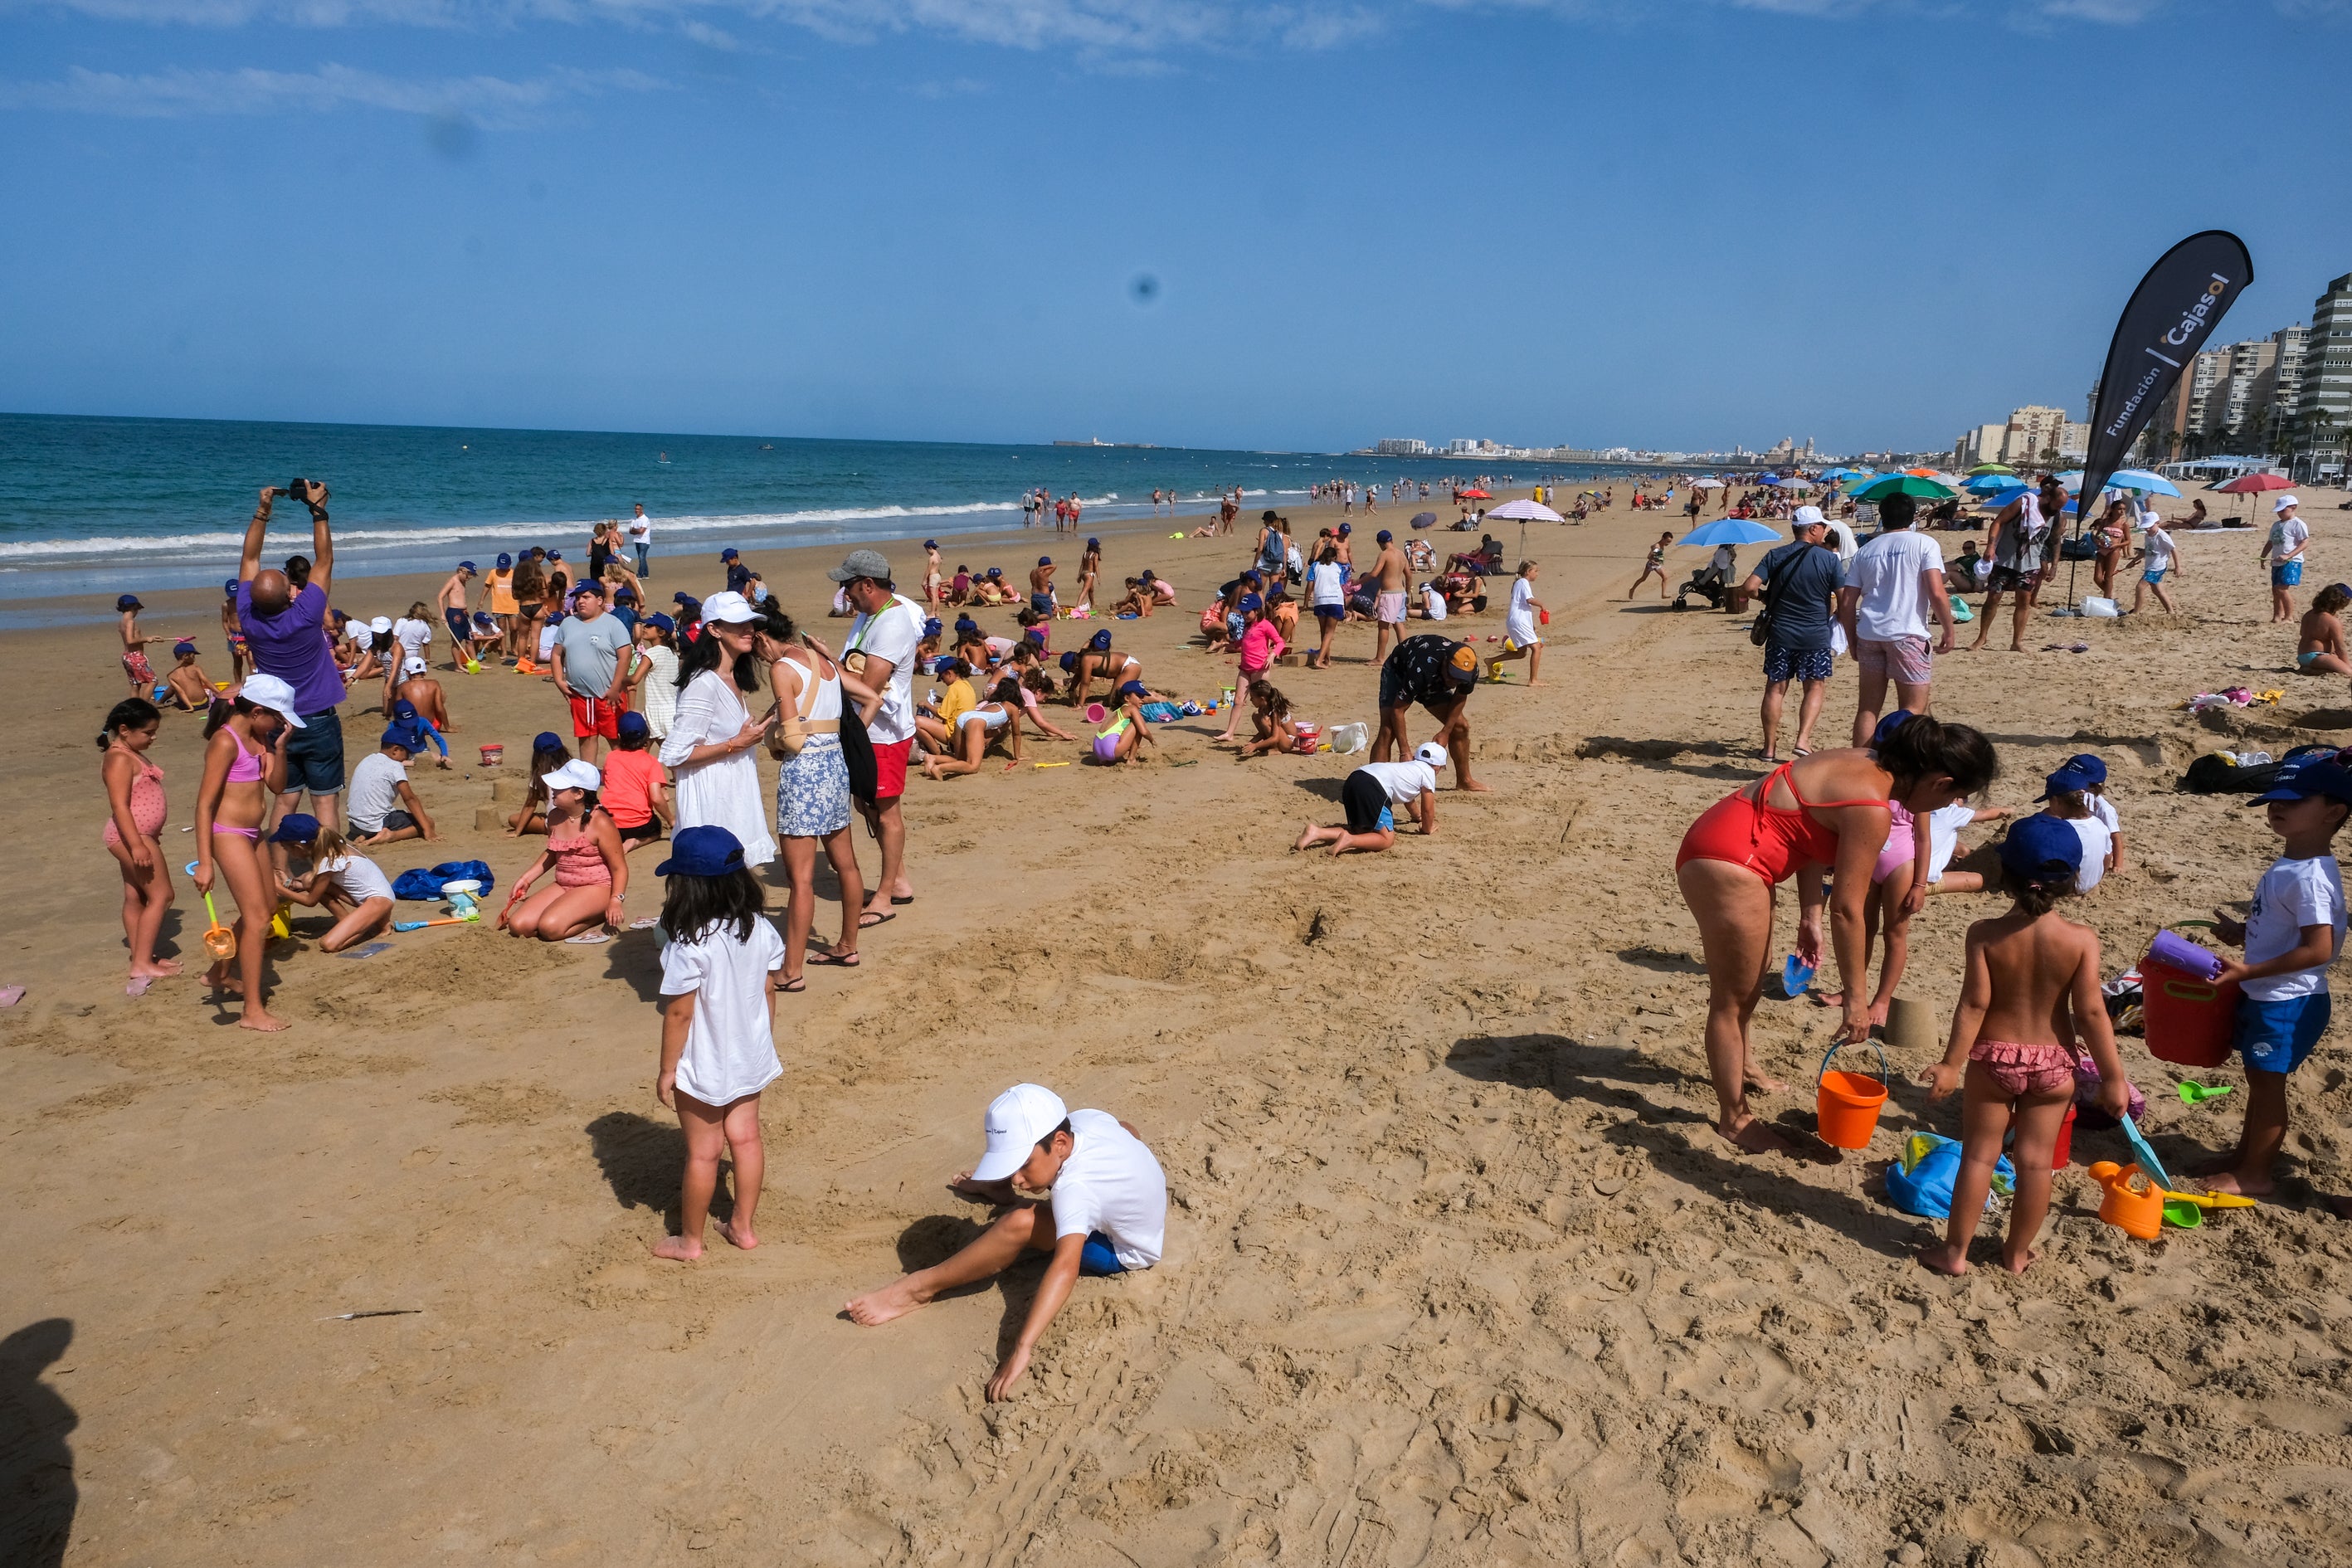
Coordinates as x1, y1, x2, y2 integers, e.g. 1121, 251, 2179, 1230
1741, 507, 1845, 765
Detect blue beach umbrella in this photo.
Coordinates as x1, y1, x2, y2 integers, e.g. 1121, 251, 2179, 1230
1678, 518, 1785, 548
2105, 469, 2182, 497
1964, 474, 2023, 494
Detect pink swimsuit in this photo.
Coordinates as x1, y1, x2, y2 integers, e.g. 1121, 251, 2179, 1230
102, 752, 167, 847
210, 731, 265, 840
548, 830, 612, 889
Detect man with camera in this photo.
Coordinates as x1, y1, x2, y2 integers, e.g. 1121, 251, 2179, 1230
237, 481, 348, 830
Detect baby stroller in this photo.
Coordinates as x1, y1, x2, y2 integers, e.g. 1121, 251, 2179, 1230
1673, 562, 1727, 611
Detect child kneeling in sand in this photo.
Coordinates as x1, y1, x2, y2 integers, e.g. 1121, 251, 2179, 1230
845, 1083, 1166, 1402
651, 825, 785, 1260
269, 814, 396, 952
1296, 743, 1443, 855
1918, 817, 2129, 1276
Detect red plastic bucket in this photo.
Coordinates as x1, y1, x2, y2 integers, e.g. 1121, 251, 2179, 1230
2052, 1103, 2077, 1168
2141, 954, 2238, 1068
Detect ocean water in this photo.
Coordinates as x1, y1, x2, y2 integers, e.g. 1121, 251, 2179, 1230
0, 413, 1611, 604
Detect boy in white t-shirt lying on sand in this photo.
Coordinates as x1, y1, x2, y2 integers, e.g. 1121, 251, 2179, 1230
845, 1083, 1166, 1401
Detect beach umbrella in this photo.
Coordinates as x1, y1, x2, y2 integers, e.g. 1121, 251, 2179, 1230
1485, 496, 1564, 557
1678, 518, 1784, 548
2213, 472, 2293, 493
1461, 488, 1493, 500
1963, 474, 2022, 495
1965, 463, 2016, 476
1817, 466, 1865, 480
1851, 474, 1957, 502
2052, 470, 2085, 491
1691, 478, 1724, 489
1410, 511, 1438, 528
2105, 469, 2181, 497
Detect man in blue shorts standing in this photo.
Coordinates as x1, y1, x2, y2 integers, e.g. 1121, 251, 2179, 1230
1742, 507, 1845, 764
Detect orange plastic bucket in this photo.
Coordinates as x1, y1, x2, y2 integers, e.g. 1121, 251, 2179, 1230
2141, 954, 2238, 1069
1815, 1040, 1889, 1150
2087, 1160, 2165, 1239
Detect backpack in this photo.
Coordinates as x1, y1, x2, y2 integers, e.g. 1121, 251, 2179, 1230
392, 860, 495, 901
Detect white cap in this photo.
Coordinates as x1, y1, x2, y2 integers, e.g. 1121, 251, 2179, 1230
971, 1083, 1069, 1182
2276, 494, 2301, 514
1793, 504, 1825, 529
699, 590, 761, 625
236, 674, 307, 728
542, 759, 602, 793
1415, 741, 1449, 769
369, 616, 392, 634
402, 655, 427, 676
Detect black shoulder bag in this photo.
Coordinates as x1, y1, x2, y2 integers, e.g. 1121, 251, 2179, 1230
1747, 546, 1809, 647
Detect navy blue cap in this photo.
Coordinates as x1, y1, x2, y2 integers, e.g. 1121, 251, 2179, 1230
1089, 629, 1113, 650
1338, 523, 1351, 534
2062, 752, 2108, 784
1377, 529, 1393, 543
117, 594, 143, 611
645, 611, 674, 632
1870, 710, 1913, 748
269, 813, 322, 844
1239, 593, 1264, 613
2252, 758, 2352, 806
720, 548, 739, 561
1242, 569, 1263, 584
1058, 651, 1079, 672
614, 587, 635, 601
987, 567, 1003, 577
1087, 537, 1099, 548
930, 655, 958, 676
1026, 626, 1048, 643
2037, 764, 2097, 801
173, 638, 197, 655
956, 616, 979, 632
225, 577, 241, 595
572, 577, 605, 597
673, 592, 700, 610
391, 699, 420, 722
548, 551, 562, 562
381, 723, 424, 751
1118, 680, 1148, 699
923, 617, 942, 638
616, 710, 650, 738
923, 538, 938, 549
459, 560, 477, 572
497, 553, 514, 567
1039, 556, 1052, 567
656, 824, 747, 879
533, 731, 563, 752
2000, 816, 2083, 884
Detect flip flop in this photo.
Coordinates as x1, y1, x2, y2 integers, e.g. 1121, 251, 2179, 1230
563, 931, 611, 945
857, 910, 896, 930
124, 975, 155, 998
775, 976, 806, 993
807, 949, 860, 967
891, 894, 914, 906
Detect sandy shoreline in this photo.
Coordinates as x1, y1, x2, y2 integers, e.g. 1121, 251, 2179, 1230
10, 480, 2352, 1566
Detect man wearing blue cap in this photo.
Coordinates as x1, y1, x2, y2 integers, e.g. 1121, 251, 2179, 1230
437, 560, 480, 672
2201, 757, 2352, 1199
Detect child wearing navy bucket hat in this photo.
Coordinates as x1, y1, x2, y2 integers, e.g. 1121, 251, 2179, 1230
1917, 815, 2130, 1277
650, 825, 786, 1263
2201, 757, 2352, 1200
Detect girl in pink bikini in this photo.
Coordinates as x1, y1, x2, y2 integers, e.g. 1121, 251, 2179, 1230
100, 698, 178, 996
193, 674, 302, 1031
500, 759, 629, 942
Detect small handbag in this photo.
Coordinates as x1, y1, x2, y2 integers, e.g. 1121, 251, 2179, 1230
766, 653, 835, 759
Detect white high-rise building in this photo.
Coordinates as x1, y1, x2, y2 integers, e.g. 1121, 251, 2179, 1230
2001, 406, 2069, 465
2295, 273, 2352, 440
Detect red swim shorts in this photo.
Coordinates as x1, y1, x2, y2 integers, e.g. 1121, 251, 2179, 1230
873, 737, 913, 801
569, 694, 622, 740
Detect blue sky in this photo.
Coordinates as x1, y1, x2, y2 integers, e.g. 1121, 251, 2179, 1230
2, 0, 2347, 454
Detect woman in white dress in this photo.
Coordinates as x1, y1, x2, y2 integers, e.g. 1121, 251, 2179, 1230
656, 592, 777, 869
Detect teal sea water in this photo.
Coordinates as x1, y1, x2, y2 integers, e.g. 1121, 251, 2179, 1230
0, 413, 1614, 603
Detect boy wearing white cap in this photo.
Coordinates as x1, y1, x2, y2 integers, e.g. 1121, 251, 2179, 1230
2262, 495, 2306, 625
845, 1083, 1166, 1401
1294, 742, 1445, 855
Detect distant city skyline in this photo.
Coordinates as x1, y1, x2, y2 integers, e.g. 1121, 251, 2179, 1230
2, 4, 2346, 453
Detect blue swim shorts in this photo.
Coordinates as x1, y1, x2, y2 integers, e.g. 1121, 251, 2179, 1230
1079, 1231, 1126, 1276
2142, 567, 2168, 584
1762, 643, 1834, 684
2235, 991, 2331, 1075
2274, 561, 2305, 588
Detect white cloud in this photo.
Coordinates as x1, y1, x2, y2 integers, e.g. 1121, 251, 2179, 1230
0, 61, 665, 122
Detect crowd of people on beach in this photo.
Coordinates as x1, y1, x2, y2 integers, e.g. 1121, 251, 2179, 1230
85, 462, 2352, 1397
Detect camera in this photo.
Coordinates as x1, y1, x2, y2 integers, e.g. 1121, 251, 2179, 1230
285, 479, 330, 505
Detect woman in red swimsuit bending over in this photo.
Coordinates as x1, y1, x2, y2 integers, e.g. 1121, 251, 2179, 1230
1676, 714, 1997, 1153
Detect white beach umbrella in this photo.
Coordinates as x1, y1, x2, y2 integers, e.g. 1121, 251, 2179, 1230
1485, 496, 1564, 556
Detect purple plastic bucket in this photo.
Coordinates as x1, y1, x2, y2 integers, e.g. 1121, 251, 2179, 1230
2148, 928, 2223, 982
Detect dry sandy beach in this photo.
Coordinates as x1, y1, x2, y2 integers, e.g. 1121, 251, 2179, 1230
11, 485, 2352, 1566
